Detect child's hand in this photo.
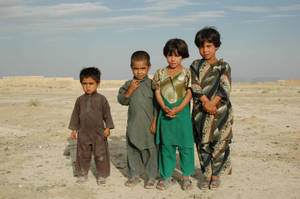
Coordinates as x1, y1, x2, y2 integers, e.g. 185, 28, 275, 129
150, 120, 157, 135
103, 128, 110, 137
162, 106, 176, 118
71, 130, 77, 139
129, 80, 140, 92
202, 101, 217, 114
125, 80, 140, 98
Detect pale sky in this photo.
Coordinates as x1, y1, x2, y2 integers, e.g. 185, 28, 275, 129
0, 0, 300, 81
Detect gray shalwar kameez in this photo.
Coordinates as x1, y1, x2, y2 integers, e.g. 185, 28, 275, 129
117, 77, 158, 179
69, 91, 114, 177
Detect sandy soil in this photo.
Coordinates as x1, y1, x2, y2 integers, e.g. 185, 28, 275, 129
0, 77, 300, 199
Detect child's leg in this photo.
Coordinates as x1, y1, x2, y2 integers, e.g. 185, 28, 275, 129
142, 147, 158, 180
76, 141, 93, 177
158, 144, 176, 179
211, 140, 232, 177
196, 143, 213, 178
178, 146, 194, 177
93, 138, 110, 179
126, 139, 144, 179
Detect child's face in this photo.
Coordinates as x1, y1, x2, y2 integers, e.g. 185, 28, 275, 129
81, 77, 100, 95
131, 60, 151, 80
166, 52, 183, 69
199, 41, 218, 62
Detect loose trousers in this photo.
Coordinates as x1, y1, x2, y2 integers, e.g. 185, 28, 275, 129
76, 138, 110, 178
159, 144, 194, 179
127, 140, 158, 179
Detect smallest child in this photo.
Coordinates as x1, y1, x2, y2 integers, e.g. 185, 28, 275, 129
69, 67, 114, 185
118, 51, 158, 189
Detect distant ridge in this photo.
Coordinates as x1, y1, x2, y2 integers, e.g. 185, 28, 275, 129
232, 76, 280, 82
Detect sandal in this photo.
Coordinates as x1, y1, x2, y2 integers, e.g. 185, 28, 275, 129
96, 177, 106, 185
210, 177, 221, 189
125, 177, 141, 187
182, 179, 192, 190
156, 178, 176, 190
145, 178, 156, 189
76, 176, 88, 184
199, 178, 210, 190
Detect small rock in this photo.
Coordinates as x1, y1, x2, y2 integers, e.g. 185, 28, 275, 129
36, 185, 49, 192
4, 147, 9, 151
60, 184, 66, 187
20, 177, 27, 181
286, 125, 290, 128
37, 165, 43, 168
18, 184, 24, 188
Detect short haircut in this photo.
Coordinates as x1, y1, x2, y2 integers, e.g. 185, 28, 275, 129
130, 51, 151, 67
79, 67, 101, 83
163, 38, 189, 58
194, 26, 221, 48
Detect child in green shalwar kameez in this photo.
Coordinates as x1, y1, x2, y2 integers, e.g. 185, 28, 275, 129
152, 38, 194, 191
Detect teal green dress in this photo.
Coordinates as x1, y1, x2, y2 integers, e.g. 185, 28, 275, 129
152, 67, 194, 178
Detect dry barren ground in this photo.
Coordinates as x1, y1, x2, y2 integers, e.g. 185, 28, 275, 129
0, 77, 300, 199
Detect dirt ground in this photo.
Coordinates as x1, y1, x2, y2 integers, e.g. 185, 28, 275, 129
0, 78, 300, 199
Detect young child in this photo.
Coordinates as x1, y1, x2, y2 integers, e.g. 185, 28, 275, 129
190, 27, 233, 189
153, 38, 194, 191
117, 51, 158, 189
69, 67, 114, 185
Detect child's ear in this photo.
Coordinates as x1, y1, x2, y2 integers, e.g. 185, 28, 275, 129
97, 82, 101, 88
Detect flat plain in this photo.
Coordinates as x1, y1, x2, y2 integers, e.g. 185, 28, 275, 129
0, 77, 300, 199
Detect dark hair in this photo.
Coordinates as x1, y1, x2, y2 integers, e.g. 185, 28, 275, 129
194, 26, 221, 48
79, 67, 101, 83
163, 38, 189, 58
130, 51, 151, 67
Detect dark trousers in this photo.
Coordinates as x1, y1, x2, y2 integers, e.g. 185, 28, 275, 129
76, 138, 110, 178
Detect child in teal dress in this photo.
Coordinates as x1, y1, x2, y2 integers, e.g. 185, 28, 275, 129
152, 38, 194, 190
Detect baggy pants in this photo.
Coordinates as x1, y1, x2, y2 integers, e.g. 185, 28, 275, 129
127, 139, 158, 180
76, 138, 110, 178
159, 144, 194, 179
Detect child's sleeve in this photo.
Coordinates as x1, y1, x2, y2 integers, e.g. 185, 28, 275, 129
117, 81, 130, 105
185, 68, 192, 90
152, 70, 160, 91
216, 63, 231, 101
190, 61, 203, 102
68, 98, 80, 130
102, 97, 114, 129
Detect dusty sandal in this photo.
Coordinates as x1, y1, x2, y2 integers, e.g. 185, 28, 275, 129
97, 177, 106, 185
145, 179, 156, 189
199, 178, 210, 190
182, 179, 192, 190
156, 178, 176, 190
125, 177, 141, 187
76, 176, 88, 184
210, 179, 221, 189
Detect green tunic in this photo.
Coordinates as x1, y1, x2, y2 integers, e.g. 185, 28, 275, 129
117, 77, 157, 150
152, 67, 194, 147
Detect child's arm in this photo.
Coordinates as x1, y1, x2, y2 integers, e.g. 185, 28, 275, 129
69, 98, 80, 139
169, 88, 192, 116
117, 80, 139, 105
102, 97, 114, 135
150, 116, 157, 134
155, 90, 172, 116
